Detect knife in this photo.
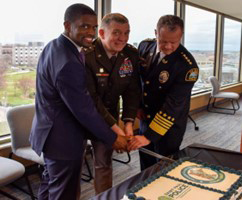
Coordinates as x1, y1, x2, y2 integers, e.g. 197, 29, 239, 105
139, 148, 175, 163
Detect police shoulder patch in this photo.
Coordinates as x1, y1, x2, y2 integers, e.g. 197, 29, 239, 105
185, 68, 199, 82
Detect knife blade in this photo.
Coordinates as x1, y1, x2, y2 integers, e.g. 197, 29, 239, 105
139, 148, 175, 163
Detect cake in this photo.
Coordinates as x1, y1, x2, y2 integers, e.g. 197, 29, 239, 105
123, 157, 242, 200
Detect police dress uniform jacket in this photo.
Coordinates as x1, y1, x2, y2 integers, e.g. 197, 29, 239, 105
138, 39, 199, 148
85, 38, 141, 126
30, 34, 117, 160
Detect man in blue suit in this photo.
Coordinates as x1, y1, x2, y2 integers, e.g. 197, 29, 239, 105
30, 4, 127, 200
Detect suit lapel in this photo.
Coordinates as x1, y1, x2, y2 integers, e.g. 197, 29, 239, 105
142, 43, 157, 79
146, 46, 180, 81
115, 51, 126, 69
58, 34, 83, 64
147, 44, 157, 67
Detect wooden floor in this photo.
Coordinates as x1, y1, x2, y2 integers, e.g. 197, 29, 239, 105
0, 98, 242, 200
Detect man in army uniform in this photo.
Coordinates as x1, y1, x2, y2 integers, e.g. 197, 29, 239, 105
84, 13, 141, 194
128, 15, 199, 170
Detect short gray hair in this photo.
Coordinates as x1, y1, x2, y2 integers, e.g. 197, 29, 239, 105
100, 13, 129, 29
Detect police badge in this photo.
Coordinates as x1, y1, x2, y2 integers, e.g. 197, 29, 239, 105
185, 68, 199, 81
159, 71, 169, 83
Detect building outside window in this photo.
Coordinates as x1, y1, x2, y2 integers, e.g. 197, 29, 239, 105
0, 0, 94, 137
184, 5, 216, 93
221, 18, 241, 85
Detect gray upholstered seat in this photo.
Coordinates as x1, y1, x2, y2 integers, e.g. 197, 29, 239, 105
6, 104, 44, 165
207, 76, 240, 114
0, 156, 25, 187
0, 156, 25, 199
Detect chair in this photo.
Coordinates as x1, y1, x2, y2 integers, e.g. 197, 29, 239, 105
6, 104, 97, 183
0, 156, 32, 200
207, 76, 240, 115
6, 104, 44, 199
112, 152, 131, 164
81, 141, 93, 182
188, 114, 199, 131
6, 104, 44, 166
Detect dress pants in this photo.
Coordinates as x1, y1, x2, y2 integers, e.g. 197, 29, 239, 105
38, 156, 83, 200
91, 140, 113, 194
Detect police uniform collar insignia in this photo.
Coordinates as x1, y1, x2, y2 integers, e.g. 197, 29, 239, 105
185, 68, 199, 81
159, 70, 169, 83
162, 58, 168, 64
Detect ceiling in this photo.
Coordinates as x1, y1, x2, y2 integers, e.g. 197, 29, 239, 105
180, 0, 242, 21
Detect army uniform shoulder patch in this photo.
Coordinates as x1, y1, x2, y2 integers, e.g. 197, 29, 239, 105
185, 68, 199, 81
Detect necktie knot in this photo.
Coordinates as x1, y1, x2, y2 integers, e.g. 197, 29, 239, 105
110, 56, 116, 66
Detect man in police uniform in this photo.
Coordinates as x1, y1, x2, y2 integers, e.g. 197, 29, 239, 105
128, 15, 199, 170
84, 13, 141, 194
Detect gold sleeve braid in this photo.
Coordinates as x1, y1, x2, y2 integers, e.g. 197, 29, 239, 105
149, 112, 175, 136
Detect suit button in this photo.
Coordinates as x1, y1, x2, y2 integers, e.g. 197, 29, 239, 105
145, 81, 150, 85
144, 92, 147, 96
147, 115, 151, 118
144, 104, 148, 108
159, 86, 162, 89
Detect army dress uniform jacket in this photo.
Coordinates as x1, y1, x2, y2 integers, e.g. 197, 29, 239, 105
138, 39, 199, 147
85, 38, 141, 126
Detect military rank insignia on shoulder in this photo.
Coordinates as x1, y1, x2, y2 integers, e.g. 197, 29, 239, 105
185, 68, 199, 82
126, 44, 138, 52
143, 38, 156, 42
83, 45, 94, 54
180, 52, 193, 65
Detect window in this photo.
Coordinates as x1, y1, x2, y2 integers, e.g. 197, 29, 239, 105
184, 5, 216, 93
111, 0, 174, 47
221, 18, 241, 85
0, 0, 94, 137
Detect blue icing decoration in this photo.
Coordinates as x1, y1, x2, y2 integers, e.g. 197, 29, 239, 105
127, 193, 136, 199
136, 197, 146, 200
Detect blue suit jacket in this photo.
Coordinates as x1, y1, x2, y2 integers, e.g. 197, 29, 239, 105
30, 35, 117, 160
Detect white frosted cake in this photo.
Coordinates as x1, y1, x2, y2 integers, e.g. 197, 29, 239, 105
123, 158, 242, 200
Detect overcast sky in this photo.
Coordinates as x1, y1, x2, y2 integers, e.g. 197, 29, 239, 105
0, 0, 241, 51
